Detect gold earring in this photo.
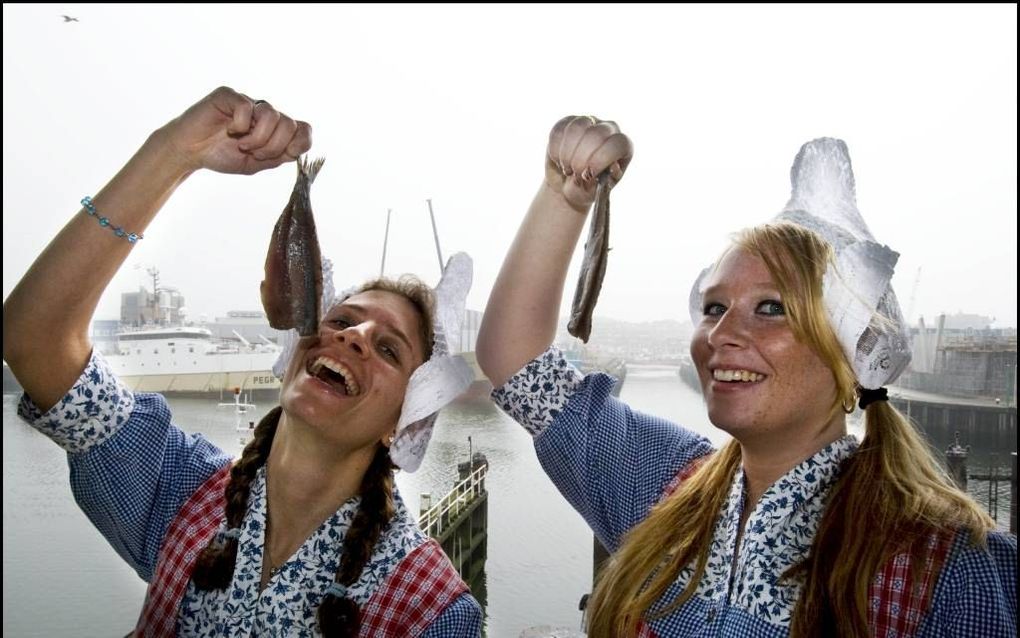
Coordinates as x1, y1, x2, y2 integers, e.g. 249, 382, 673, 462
842, 394, 856, 414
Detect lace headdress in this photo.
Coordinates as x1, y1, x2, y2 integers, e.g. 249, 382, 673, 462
689, 138, 911, 390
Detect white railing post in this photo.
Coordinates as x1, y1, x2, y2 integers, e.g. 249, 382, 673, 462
419, 462, 488, 537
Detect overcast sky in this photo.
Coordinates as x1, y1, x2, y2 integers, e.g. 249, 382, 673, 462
3, 4, 1017, 330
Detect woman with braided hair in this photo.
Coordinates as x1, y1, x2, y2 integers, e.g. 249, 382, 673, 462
476, 116, 1015, 636
3, 87, 481, 636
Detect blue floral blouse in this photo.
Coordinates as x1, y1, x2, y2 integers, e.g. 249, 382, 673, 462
19, 350, 481, 636
492, 347, 1016, 637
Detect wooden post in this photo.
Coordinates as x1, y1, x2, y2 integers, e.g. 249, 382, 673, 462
1011, 453, 1016, 535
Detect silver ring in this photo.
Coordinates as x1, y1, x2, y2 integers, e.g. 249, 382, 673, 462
253, 99, 268, 107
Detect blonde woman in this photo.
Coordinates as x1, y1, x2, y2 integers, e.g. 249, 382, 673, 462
476, 116, 1015, 637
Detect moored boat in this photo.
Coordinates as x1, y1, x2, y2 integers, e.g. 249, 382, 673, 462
105, 325, 282, 397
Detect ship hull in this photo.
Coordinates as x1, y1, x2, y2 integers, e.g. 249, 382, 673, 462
106, 348, 282, 396
115, 371, 281, 397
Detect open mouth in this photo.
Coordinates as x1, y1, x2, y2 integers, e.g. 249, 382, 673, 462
308, 356, 361, 396
712, 369, 765, 383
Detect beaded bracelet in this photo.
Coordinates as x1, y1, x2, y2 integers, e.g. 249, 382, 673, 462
81, 196, 143, 243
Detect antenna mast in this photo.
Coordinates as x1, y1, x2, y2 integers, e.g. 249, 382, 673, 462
380, 208, 392, 277
147, 267, 161, 324
426, 198, 445, 273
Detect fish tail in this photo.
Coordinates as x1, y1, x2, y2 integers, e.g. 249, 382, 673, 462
298, 156, 326, 184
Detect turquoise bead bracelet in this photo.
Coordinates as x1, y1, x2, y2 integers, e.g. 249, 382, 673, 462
81, 196, 143, 243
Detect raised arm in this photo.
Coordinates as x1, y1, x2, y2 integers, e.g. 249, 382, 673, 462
476, 116, 632, 387
3, 87, 311, 411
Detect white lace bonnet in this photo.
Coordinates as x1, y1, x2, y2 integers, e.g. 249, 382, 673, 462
273, 252, 475, 471
688, 138, 912, 390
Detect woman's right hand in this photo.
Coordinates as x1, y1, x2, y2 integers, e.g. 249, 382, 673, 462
544, 115, 632, 214
3, 87, 311, 412
159, 86, 312, 176
476, 115, 633, 387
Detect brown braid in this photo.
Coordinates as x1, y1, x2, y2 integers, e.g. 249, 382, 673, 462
190, 409, 398, 636
190, 278, 427, 626
317, 444, 396, 637
191, 406, 282, 590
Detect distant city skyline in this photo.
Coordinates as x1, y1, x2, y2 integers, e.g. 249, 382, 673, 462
96, 274, 1019, 332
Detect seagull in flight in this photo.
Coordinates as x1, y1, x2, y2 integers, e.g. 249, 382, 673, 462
61, 15, 79, 22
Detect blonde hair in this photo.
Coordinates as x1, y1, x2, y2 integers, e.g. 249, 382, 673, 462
585, 222, 994, 637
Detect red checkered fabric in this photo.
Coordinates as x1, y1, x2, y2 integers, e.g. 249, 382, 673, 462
134, 463, 230, 637
132, 464, 466, 636
869, 529, 955, 637
359, 538, 469, 636
660, 455, 711, 500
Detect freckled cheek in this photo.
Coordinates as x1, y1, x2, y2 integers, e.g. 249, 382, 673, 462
769, 344, 837, 401
765, 370, 800, 401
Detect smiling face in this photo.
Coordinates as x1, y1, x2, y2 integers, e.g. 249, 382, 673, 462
279, 289, 429, 453
690, 247, 843, 443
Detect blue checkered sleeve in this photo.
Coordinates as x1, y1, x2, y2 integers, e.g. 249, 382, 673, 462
494, 348, 715, 552
923, 530, 1017, 636
18, 350, 232, 582
420, 592, 483, 637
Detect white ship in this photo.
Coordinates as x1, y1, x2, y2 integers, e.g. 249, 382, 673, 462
106, 326, 283, 396
97, 257, 486, 400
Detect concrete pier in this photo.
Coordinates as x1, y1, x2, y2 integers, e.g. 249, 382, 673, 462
888, 387, 1017, 453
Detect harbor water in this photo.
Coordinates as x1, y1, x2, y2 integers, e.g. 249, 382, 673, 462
1, 365, 1010, 637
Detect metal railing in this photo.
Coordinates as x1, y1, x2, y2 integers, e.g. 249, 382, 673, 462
419, 463, 488, 538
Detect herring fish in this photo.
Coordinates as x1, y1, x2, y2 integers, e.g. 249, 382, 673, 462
260, 157, 325, 337
567, 172, 612, 343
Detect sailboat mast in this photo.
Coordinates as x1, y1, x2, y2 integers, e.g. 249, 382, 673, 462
380, 208, 392, 277
426, 198, 445, 273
